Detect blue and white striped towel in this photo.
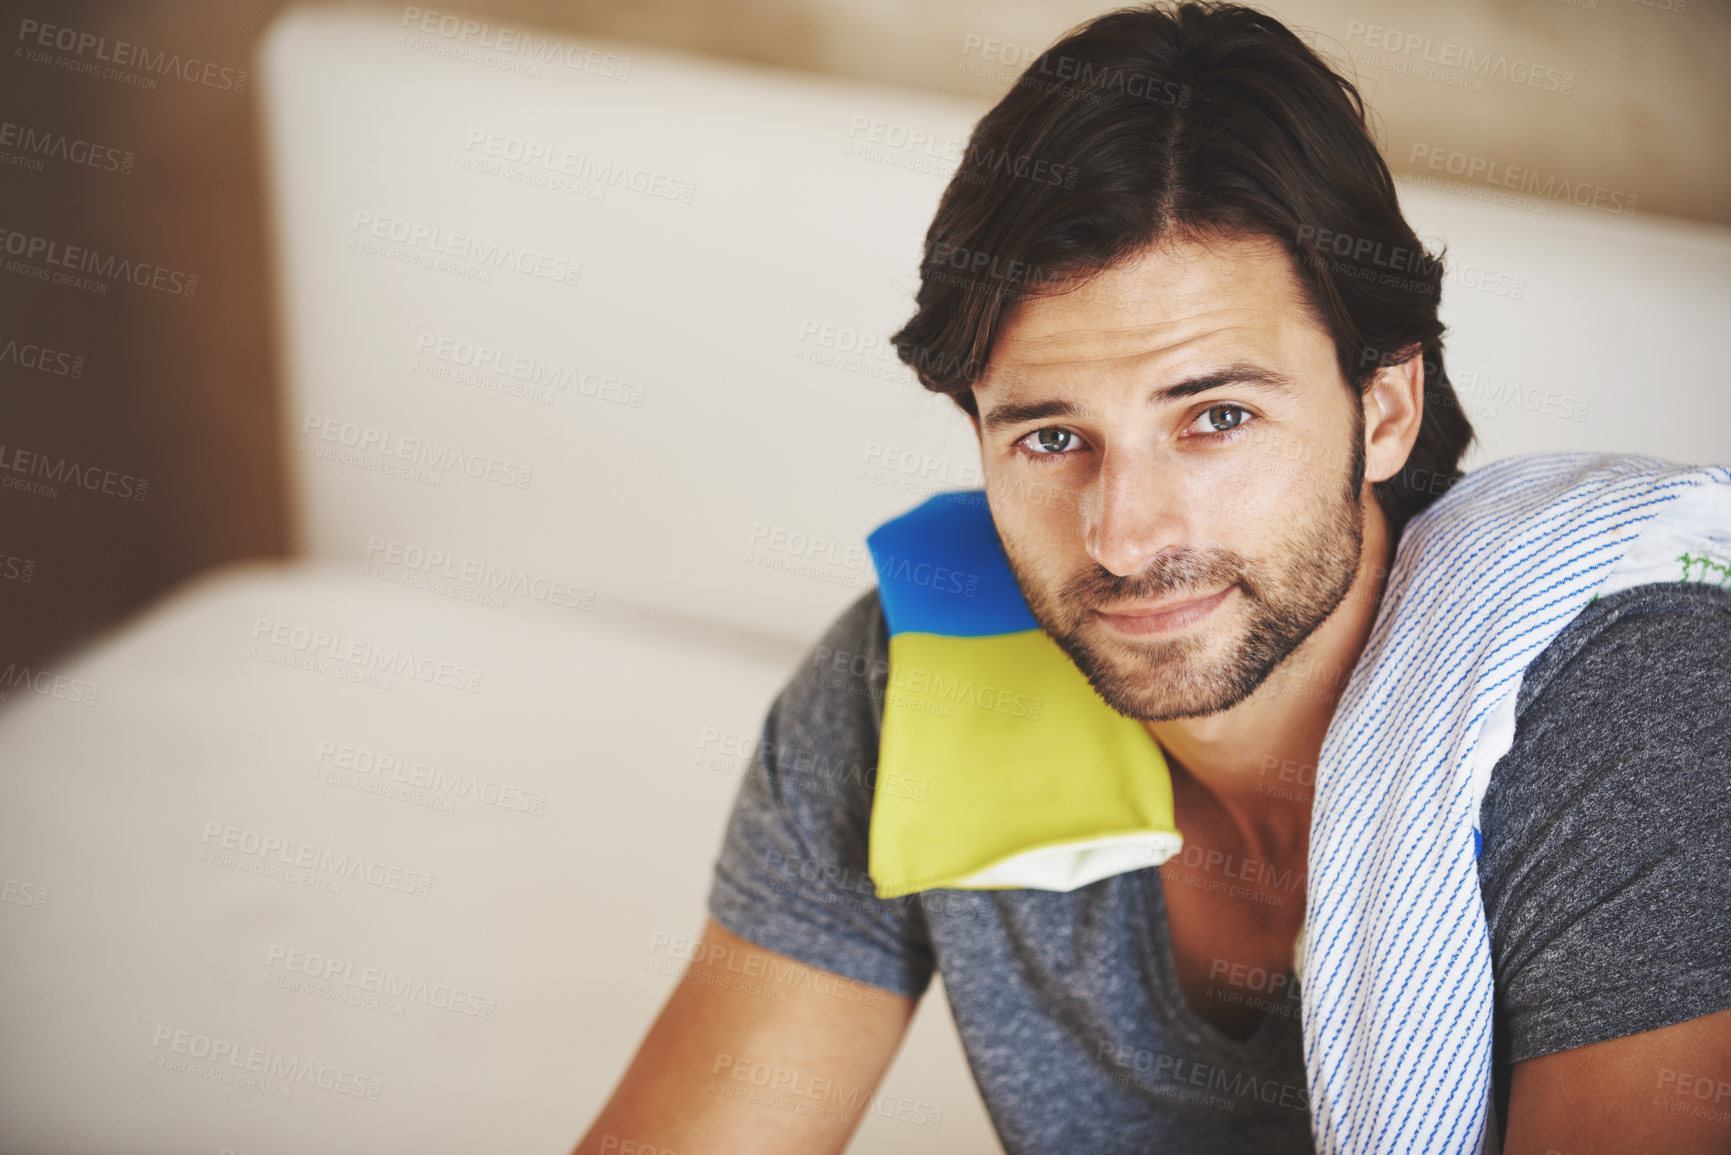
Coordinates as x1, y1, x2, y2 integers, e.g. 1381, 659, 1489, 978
1301, 452, 1731, 1154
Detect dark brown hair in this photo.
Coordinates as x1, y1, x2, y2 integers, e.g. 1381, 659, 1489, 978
892, 0, 1475, 535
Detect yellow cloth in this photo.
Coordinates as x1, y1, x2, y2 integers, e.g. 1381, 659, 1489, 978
864, 554, 1183, 898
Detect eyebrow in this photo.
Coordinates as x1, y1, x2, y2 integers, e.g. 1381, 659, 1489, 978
979, 364, 1298, 434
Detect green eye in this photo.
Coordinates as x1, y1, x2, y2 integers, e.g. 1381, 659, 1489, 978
1201, 404, 1248, 433
1022, 428, 1080, 455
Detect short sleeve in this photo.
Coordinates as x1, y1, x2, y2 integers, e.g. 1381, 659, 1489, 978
705, 587, 936, 998
1478, 580, 1731, 1066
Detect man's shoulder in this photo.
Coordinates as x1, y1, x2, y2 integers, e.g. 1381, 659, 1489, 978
828, 585, 889, 659
1476, 579, 1731, 1060
782, 586, 891, 737
1484, 578, 1730, 819
744, 586, 890, 828
1480, 578, 1730, 886
707, 583, 937, 997
1509, 578, 1730, 729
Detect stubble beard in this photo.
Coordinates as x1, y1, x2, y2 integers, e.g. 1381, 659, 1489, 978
999, 436, 1368, 723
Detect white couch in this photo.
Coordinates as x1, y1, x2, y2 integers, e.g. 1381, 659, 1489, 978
1, 6, 1727, 1153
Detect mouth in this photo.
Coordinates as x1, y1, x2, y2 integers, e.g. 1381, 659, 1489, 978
1092, 585, 1236, 636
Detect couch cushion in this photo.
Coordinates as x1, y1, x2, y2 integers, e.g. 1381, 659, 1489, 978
0, 565, 997, 1152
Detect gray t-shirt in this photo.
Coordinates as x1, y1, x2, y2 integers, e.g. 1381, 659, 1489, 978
706, 581, 1731, 1153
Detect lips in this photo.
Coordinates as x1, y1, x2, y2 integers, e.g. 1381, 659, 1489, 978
1092, 585, 1235, 634
1099, 586, 1232, 618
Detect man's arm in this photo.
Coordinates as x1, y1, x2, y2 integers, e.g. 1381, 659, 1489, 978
1502, 1006, 1731, 1155
571, 916, 918, 1155
1479, 583, 1731, 1154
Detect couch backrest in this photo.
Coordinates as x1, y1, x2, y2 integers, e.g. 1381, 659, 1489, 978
260, 6, 1731, 650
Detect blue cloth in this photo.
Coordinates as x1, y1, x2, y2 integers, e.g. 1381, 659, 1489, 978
866, 489, 1036, 637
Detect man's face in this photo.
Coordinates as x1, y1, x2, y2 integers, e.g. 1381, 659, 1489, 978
971, 233, 1370, 723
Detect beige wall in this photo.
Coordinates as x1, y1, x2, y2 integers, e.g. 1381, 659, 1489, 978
524, 0, 1729, 224
1, 0, 1725, 675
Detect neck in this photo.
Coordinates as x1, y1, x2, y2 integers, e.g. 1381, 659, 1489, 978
1144, 498, 1396, 860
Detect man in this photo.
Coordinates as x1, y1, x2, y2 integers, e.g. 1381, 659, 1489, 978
574, 3, 1731, 1153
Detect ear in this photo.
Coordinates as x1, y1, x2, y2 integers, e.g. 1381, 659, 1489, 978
1361, 350, 1425, 485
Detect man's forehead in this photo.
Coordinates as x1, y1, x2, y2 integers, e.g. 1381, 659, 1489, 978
984, 234, 1312, 382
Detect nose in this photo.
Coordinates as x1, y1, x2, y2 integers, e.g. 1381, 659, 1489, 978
1082, 447, 1190, 577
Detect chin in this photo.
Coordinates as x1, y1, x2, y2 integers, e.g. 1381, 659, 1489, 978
1062, 622, 1255, 721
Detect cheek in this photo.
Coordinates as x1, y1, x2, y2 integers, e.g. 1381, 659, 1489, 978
1184, 443, 1340, 564
985, 485, 1047, 562
1230, 421, 1355, 499
986, 480, 1079, 586
984, 460, 1084, 523
1181, 448, 1287, 512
